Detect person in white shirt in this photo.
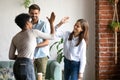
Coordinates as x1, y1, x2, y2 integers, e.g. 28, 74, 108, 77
9, 12, 55, 80
55, 18, 89, 80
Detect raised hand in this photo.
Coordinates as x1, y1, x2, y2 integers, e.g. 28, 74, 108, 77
55, 16, 69, 28
60, 16, 69, 24
47, 12, 55, 24
47, 12, 56, 34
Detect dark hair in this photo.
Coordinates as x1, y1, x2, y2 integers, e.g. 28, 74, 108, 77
15, 13, 31, 29
29, 4, 40, 12
68, 19, 89, 46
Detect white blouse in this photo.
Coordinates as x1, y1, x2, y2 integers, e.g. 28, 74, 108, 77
55, 28, 86, 73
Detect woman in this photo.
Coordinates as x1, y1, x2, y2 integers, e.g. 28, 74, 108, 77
56, 18, 89, 80
9, 12, 55, 80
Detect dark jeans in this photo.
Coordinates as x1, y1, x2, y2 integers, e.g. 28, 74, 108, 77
64, 58, 80, 80
13, 58, 36, 80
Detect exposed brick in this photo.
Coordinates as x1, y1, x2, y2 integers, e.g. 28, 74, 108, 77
99, 57, 115, 62
99, 33, 114, 38
99, 61, 114, 66
100, 53, 114, 56
96, 0, 120, 80
100, 43, 114, 47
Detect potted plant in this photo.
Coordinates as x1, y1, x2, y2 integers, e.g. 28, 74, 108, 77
108, 0, 119, 64
49, 38, 64, 63
108, 0, 120, 32
24, 0, 33, 8
109, 21, 120, 32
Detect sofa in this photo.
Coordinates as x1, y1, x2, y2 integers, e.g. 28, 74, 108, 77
45, 60, 62, 80
0, 60, 62, 80
0, 61, 14, 80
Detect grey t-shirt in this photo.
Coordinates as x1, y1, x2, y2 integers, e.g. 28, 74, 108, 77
9, 29, 54, 60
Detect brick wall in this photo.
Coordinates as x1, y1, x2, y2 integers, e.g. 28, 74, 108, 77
96, 0, 120, 80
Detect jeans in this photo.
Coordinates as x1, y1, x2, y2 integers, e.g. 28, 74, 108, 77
64, 58, 80, 80
13, 58, 36, 80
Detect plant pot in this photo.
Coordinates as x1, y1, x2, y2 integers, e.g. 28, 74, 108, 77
109, 21, 120, 32
113, 26, 120, 32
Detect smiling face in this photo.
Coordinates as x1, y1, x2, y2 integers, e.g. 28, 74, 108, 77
29, 9, 40, 24
73, 21, 83, 37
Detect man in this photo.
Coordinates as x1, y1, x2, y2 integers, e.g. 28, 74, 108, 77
29, 4, 50, 80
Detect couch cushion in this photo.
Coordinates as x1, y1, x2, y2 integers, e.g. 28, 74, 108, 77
0, 61, 15, 80
0, 61, 14, 68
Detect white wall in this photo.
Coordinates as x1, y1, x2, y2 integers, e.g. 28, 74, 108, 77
0, 0, 27, 61
0, 0, 95, 80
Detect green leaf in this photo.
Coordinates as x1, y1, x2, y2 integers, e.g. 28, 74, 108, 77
109, 21, 120, 30
57, 48, 63, 54
60, 38, 64, 43
57, 53, 64, 63
50, 38, 64, 63
49, 42, 59, 51
24, 0, 31, 8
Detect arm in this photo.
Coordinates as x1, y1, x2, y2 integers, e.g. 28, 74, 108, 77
54, 17, 69, 39
33, 12, 56, 40
37, 12, 55, 47
37, 40, 49, 48
37, 16, 69, 47
78, 40, 87, 79
47, 12, 55, 34
55, 16, 69, 28
9, 40, 17, 60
